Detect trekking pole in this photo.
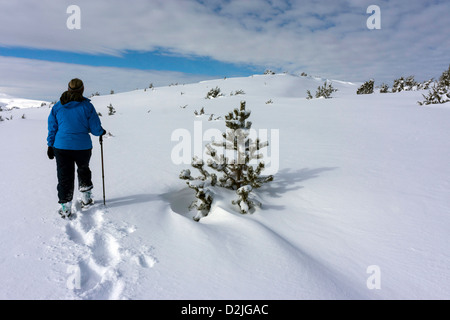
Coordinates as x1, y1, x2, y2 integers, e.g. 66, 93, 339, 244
100, 135, 106, 206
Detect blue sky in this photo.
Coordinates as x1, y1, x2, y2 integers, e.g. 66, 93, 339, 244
0, 47, 258, 78
0, 0, 449, 100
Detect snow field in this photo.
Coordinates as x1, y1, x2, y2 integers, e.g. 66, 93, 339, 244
0, 74, 449, 299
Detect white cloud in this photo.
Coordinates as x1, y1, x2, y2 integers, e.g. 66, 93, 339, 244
0, 0, 449, 87
0, 56, 213, 100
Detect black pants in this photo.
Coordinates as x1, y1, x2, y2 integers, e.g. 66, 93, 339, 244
54, 148, 93, 203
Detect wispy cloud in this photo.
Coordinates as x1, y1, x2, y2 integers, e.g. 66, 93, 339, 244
0, 56, 214, 100
0, 0, 449, 98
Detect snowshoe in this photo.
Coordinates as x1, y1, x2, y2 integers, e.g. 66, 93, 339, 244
58, 201, 73, 219
81, 199, 94, 209
80, 190, 94, 208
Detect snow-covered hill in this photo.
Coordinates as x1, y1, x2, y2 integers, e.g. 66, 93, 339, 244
0, 92, 50, 111
0, 74, 449, 300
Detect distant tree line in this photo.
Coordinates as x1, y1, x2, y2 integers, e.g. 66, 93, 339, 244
355, 64, 450, 105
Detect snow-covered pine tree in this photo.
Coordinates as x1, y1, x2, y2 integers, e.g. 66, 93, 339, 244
392, 77, 405, 93
179, 158, 217, 221
379, 83, 389, 93
209, 101, 273, 213
418, 65, 450, 105
357, 79, 375, 94
107, 103, 116, 115
405, 75, 418, 91
419, 78, 435, 90
306, 81, 337, 99
419, 84, 450, 105
315, 81, 338, 99
392, 75, 418, 92
180, 101, 274, 219
205, 86, 223, 99
439, 64, 450, 88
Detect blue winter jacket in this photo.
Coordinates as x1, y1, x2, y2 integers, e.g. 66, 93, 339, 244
47, 98, 104, 150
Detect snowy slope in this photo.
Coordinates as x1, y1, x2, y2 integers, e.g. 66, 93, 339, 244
0, 92, 49, 111
0, 74, 449, 300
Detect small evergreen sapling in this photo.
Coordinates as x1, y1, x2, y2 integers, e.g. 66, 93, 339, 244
179, 158, 217, 221
439, 65, 450, 87
307, 81, 338, 99
180, 101, 274, 220
315, 81, 337, 98
419, 84, 450, 105
418, 65, 450, 105
392, 75, 418, 92
210, 102, 273, 192
107, 103, 116, 115
379, 83, 389, 93
392, 77, 405, 92
419, 78, 434, 90
357, 79, 374, 94
205, 87, 223, 99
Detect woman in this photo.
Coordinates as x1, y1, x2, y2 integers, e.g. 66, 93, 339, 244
47, 78, 106, 218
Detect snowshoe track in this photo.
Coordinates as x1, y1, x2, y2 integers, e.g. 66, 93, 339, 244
52, 204, 157, 300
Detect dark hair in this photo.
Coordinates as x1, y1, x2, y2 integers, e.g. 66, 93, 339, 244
68, 78, 84, 93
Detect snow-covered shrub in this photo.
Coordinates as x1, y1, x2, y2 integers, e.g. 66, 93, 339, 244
357, 79, 375, 95
205, 86, 223, 99
392, 75, 419, 93
418, 65, 450, 106
392, 77, 404, 93
439, 65, 450, 87
379, 83, 390, 93
419, 85, 450, 105
179, 160, 217, 221
418, 78, 435, 90
230, 89, 245, 96
232, 185, 261, 215
107, 103, 116, 115
307, 81, 338, 99
180, 101, 274, 220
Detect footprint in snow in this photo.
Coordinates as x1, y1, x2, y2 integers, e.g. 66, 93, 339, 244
61, 207, 156, 300
131, 247, 157, 268
90, 232, 121, 267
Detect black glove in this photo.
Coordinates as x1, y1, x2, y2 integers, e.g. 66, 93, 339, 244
47, 146, 54, 160
99, 129, 107, 143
